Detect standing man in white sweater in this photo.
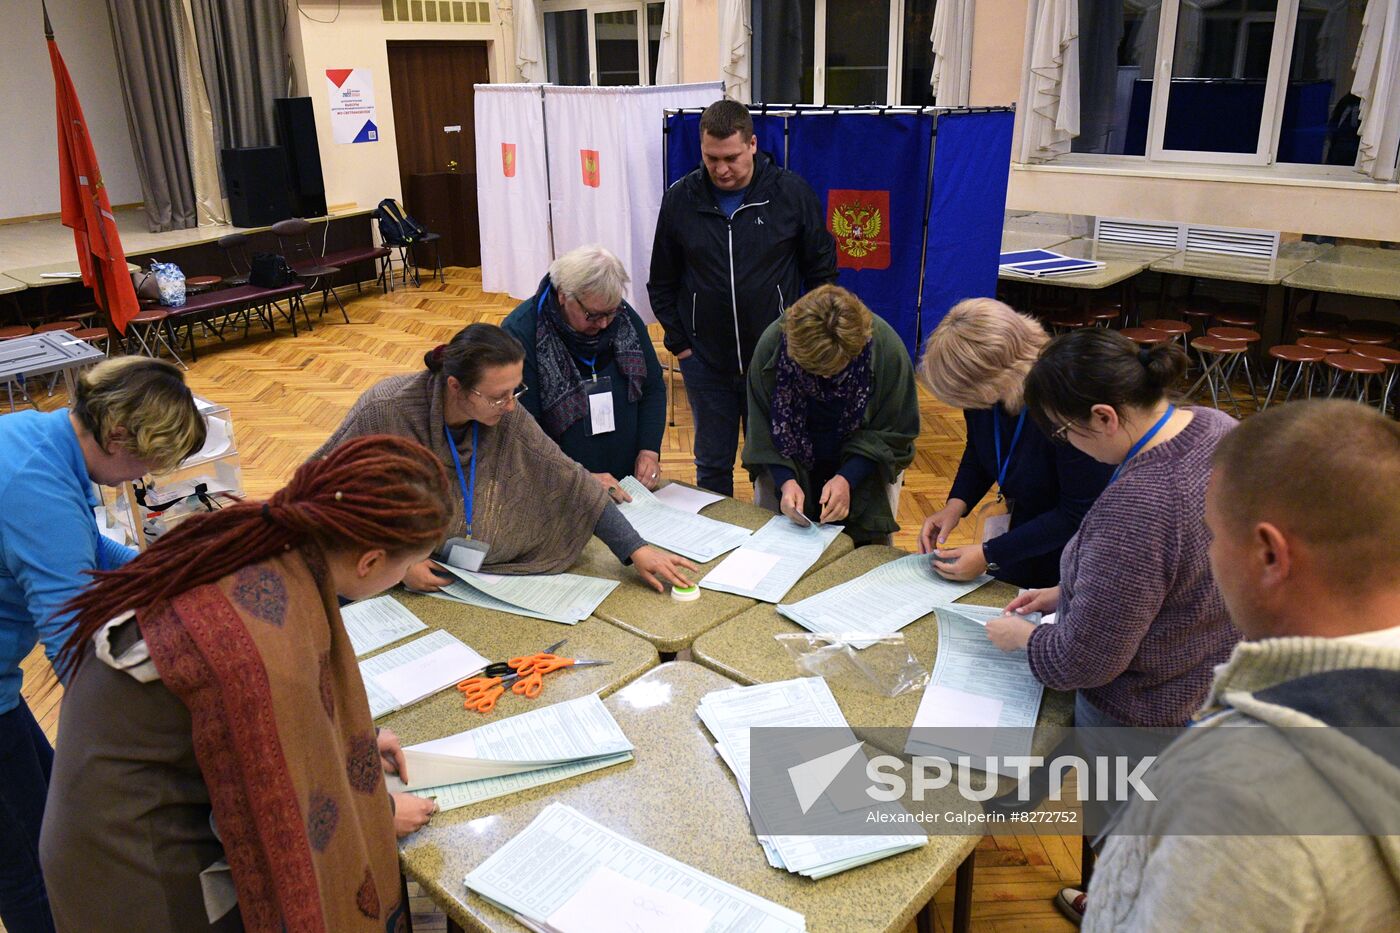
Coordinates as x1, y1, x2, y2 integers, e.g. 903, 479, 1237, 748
1068, 399, 1400, 931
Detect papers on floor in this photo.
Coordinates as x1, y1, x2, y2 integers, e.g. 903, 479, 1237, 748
999, 249, 1105, 279
652, 482, 725, 514
359, 630, 488, 718
904, 607, 1045, 775
615, 476, 752, 562
465, 803, 806, 933
434, 566, 618, 624
776, 554, 991, 644
700, 517, 844, 603
341, 596, 428, 656
698, 678, 925, 879
387, 694, 633, 810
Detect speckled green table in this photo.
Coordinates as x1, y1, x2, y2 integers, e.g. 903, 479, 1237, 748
372, 590, 660, 746
398, 661, 981, 933
569, 486, 855, 655
690, 546, 1076, 779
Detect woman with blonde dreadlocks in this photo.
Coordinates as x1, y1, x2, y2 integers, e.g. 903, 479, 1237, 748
40, 435, 452, 933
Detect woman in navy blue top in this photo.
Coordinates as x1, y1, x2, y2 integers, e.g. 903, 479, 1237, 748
916, 299, 1111, 588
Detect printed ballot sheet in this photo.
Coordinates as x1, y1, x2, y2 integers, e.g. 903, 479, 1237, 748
436, 566, 619, 624
615, 476, 752, 562
776, 554, 991, 643
465, 803, 807, 933
904, 607, 1046, 775
652, 482, 725, 514
359, 630, 488, 719
340, 596, 428, 656
700, 517, 845, 603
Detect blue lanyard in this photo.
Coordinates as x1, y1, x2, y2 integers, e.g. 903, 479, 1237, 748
444, 422, 478, 536
577, 353, 597, 380
994, 408, 1027, 492
1110, 405, 1174, 485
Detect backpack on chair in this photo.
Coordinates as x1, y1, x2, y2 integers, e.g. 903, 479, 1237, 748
375, 198, 428, 245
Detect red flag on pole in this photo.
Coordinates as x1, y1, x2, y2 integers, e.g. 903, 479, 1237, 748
46, 4, 140, 334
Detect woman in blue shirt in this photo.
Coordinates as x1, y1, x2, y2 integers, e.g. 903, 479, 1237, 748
916, 298, 1112, 588
0, 356, 204, 932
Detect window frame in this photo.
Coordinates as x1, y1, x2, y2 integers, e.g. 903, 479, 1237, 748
752, 0, 913, 106
541, 0, 663, 87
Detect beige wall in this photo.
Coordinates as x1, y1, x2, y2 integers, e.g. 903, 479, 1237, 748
285, 1, 514, 212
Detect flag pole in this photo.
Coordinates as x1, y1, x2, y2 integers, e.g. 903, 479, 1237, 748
42, 0, 53, 39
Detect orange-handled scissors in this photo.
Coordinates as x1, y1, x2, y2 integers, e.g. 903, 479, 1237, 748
507, 639, 611, 699
456, 671, 520, 714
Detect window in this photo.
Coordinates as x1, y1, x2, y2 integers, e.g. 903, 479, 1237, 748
751, 0, 939, 106
542, 2, 667, 86
1071, 0, 1366, 168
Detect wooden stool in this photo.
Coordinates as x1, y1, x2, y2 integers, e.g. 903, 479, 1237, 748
1139, 318, 1192, 353
1214, 308, 1261, 329
128, 308, 186, 369
1341, 326, 1396, 347
185, 275, 223, 294
1188, 336, 1255, 416
1296, 335, 1352, 355
1207, 326, 1260, 345
1350, 345, 1400, 416
35, 320, 82, 334
1262, 345, 1327, 409
1121, 327, 1171, 347
73, 326, 110, 355
1088, 303, 1121, 328
1325, 352, 1386, 405
0, 325, 33, 340
1292, 311, 1346, 339
1178, 299, 1219, 338
1047, 309, 1094, 334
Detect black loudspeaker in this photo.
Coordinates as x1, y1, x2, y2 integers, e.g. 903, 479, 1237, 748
274, 97, 328, 217
221, 146, 292, 227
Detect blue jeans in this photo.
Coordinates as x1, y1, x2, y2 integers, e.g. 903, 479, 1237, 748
0, 701, 55, 933
679, 354, 748, 497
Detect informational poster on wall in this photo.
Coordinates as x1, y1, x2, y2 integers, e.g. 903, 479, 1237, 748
325, 68, 378, 144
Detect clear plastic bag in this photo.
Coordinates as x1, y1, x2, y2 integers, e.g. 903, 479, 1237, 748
775, 632, 930, 697
150, 261, 186, 307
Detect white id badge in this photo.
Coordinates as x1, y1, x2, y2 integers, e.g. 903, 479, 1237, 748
587, 377, 615, 436
981, 512, 1012, 542
440, 536, 490, 572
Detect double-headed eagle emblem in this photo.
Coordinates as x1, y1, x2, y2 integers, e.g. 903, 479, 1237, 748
830, 202, 883, 259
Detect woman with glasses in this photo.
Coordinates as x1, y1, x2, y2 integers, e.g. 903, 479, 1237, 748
314, 323, 695, 593
917, 298, 1112, 587
985, 328, 1239, 730
502, 245, 666, 503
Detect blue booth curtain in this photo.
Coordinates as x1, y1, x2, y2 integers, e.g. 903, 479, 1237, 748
663, 112, 787, 188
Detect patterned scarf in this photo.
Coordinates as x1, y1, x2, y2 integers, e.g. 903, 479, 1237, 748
771, 335, 874, 468
534, 281, 647, 437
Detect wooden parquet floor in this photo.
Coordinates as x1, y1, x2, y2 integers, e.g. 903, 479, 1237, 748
12, 267, 1079, 933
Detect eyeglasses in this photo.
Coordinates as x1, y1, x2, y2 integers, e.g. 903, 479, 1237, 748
568, 293, 621, 324
472, 384, 528, 409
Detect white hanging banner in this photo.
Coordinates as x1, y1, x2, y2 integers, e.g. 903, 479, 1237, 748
475, 84, 552, 300
325, 68, 379, 144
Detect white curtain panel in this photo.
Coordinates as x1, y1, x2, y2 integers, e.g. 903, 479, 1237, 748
1352, 0, 1400, 181
1021, 0, 1081, 161
512, 0, 547, 83
655, 0, 682, 85
475, 84, 552, 299
930, 0, 975, 106
718, 0, 752, 102
543, 83, 721, 321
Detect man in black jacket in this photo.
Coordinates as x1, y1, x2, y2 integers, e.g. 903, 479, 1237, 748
648, 99, 837, 496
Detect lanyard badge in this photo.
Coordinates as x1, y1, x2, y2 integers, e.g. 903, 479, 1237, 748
441, 423, 490, 570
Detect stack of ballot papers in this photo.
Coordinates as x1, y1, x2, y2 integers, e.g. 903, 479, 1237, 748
359, 630, 489, 718
652, 482, 724, 513
697, 678, 925, 879
777, 554, 991, 643
433, 566, 618, 624
386, 694, 633, 810
904, 606, 1046, 776
465, 803, 807, 933
615, 475, 752, 562
700, 517, 844, 603
341, 596, 428, 656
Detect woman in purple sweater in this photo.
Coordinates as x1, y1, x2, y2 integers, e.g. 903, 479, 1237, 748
985, 329, 1239, 729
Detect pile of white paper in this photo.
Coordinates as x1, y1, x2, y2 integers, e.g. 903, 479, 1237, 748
359, 630, 489, 718
465, 803, 807, 933
341, 596, 428, 656
697, 678, 925, 879
434, 567, 618, 625
777, 554, 990, 643
615, 476, 752, 562
700, 517, 844, 603
388, 694, 633, 810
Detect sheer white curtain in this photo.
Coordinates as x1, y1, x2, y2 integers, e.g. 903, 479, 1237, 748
511, 0, 547, 83
1352, 0, 1400, 180
655, 0, 682, 85
718, 0, 752, 102
1020, 0, 1081, 161
930, 0, 974, 105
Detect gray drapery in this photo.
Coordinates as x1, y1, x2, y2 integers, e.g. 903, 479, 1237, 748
188, 0, 289, 150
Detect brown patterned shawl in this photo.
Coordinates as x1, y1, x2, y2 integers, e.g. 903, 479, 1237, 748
313, 370, 609, 573
137, 549, 404, 933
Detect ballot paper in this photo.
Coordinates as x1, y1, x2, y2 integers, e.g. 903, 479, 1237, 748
340, 596, 428, 656
188, 416, 233, 462
465, 803, 807, 933
546, 867, 714, 933
615, 476, 752, 562
652, 482, 725, 514
435, 566, 618, 624
700, 517, 844, 603
359, 630, 488, 719
777, 554, 991, 643
697, 678, 926, 880
904, 607, 1045, 775
429, 585, 567, 623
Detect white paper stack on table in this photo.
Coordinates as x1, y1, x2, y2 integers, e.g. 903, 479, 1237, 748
432, 566, 618, 625
697, 677, 925, 879
777, 554, 990, 644
700, 516, 844, 603
386, 694, 633, 810
652, 482, 724, 513
359, 630, 489, 718
465, 802, 807, 933
341, 596, 429, 656
615, 476, 752, 562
